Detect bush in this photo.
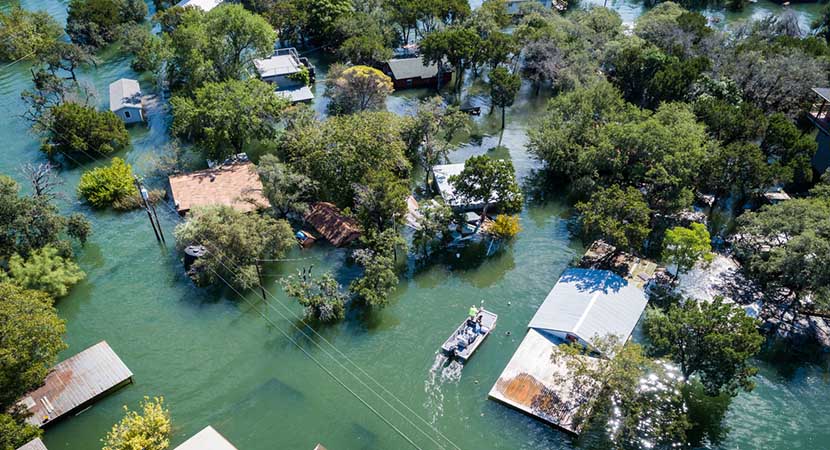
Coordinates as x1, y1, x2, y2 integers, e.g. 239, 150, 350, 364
41, 102, 129, 158
77, 157, 137, 208
486, 214, 521, 240
5, 246, 85, 298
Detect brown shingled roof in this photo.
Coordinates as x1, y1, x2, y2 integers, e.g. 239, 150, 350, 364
304, 202, 361, 247
168, 162, 269, 215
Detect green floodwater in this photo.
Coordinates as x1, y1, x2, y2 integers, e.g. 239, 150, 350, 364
2, 0, 830, 449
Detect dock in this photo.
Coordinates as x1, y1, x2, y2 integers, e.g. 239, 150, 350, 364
18, 341, 133, 427
174, 426, 238, 450
489, 261, 654, 434
17, 439, 48, 450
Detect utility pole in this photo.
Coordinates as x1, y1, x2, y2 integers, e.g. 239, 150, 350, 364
133, 176, 162, 243
255, 262, 267, 301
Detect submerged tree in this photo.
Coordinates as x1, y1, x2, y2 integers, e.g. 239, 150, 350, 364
38, 102, 129, 159
489, 66, 521, 132
0, 8, 63, 61
576, 185, 651, 256
413, 201, 453, 257
281, 268, 347, 321
662, 223, 713, 282
350, 247, 398, 308
324, 64, 393, 115
66, 0, 147, 48
102, 397, 171, 450
4, 246, 86, 298
449, 155, 523, 224
257, 154, 317, 219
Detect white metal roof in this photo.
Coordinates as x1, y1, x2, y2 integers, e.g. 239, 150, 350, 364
108, 79, 141, 112
175, 0, 223, 11
254, 53, 302, 78
386, 57, 438, 80
276, 85, 314, 102
528, 268, 648, 348
174, 426, 237, 450
17, 439, 48, 450
433, 163, 465, 207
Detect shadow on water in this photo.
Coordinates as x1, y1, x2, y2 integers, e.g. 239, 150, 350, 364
757, 335, 829, 381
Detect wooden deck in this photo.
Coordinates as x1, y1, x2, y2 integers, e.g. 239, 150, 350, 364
17, 438, 48, 450
174, 426, 238, 450
18, 341, 133, 427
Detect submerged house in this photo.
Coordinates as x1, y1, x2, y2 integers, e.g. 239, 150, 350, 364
108, 78, 143, 124
174, 426, 238, 450
168, 160, 269, 216
809, 87, 830, 175
433, 163, 501, 212
382, 57, 451, 90
254, 48, 316, 103
489, 259, 655, 434
18, 341, 133, 428
174, 0, 223, 11
304, 202, 361, 247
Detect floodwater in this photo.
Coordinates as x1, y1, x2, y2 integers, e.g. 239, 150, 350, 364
1, 0, 829, 448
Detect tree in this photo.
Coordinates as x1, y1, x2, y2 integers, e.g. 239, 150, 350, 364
761, 113, 817, 186
282, 111, 410, 207
353, 170, 409, 234
66, 0, 147, 48
5, 246, 85, 298
0, 283, 67, 411
449, 155, 523, 224
699, 141, 771, 207
20, 162, 63, 200
257, 154, 317, 218
333, 10, 395, 66
412, 201, 453, 257
174, 206, 295, 290
644, 298, 764, 396
0, 413, 42, 450
39, 102, 129, 159
350, 247, 398, 308
280, 268, 347, 321
0, 175, 90, 260
164, 4, 276, 93
171, 79, 288, 160
812, 4, 830, 43
401, 97, 469, 192
77, 157, 137, 208
693, 97, 766, 145
0, 8, 63, 61
121, 25, 168, 74
102, 397, 171, 450
485, 214, 521, 240
576, 185, 651, 256
298, 0, 353, 43
324, 64, 393, 115
489, 66, 521, 131
421, 26, 481, 94
663, 223, 713, 281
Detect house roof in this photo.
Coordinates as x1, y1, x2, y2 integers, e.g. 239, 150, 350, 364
304, 202, 361, 247
174, 426, 237, 450
813, 87, 830, 102
433, 163, 465, 207
255, 53, 303, 78
108, 79, 141, 112
168, 161, 269, 215
528, 268, 648, 350
276, 86, 314, 102
17, 439, 48, 450
175, 0, 223, 11
19, 341, 133, 427
386, 57, 439, 80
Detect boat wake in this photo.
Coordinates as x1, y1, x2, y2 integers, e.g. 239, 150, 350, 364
423, 353, 464, 423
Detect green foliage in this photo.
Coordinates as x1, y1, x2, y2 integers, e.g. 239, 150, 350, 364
282, 111, 410, 207
762, 113, 817, 186
174, 206, 295, 290
300, 0, 354, 42
171, 79, 288, 160
0, 8, 63, 61
699, 141, 772, 205
102, 397, 171, 450
485, 214, 521, 240
813, 4, 830, 43
77, 157, 137, 208
0, 175, 90, 260
413, 201, 453, 257
663, 223, 713, 278
121, 25, 169, 74
644, 297, 763, 396
576, 185, 652, 255
489, 66, 521, 129
693, 97, 766, 144
280, 268, 347, 321
449, 155, 523, 217
353, 170, 409, 234
164, 4, 276, 93
0, 413, 42, 450
6, 246, 85, 298
324, 64, 394, 115
421, 26, 481, 93
350, 247, 398, 308
257, 154, 317, 218
333, 10, 395, 66
66, 0, 147, 48
40, 102, 130, 159
286, 66, 311, 86
0, 283, 67, 411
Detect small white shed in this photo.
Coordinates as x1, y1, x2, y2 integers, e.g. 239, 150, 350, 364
108, 78, 144, 124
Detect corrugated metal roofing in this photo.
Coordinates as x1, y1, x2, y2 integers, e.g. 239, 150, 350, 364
17, 438, 48, 450
108, 79, 141, 112
20, 341, 133, 427
387, 58, 439, 80
528, 268, 648, 347
276, 86, 314, 102
175, 0, 223, 11
174, 426, 238, 450
813, 87, 830, 102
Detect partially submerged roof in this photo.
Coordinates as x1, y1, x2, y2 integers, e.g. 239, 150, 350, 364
433, 163, 465, 207
276, 85, 314, 102
19, 341, 133, 427
304, 202, 361, 247
175, 0, 223, 11
108, 78, 141, 112
813, 87, 830, 102
168, 161, 269, 215
528, 268, 648, 348
255, 51, 303, 78
17, 439, 48, 450
386, 57, 439, 80
174, 426, 238, 450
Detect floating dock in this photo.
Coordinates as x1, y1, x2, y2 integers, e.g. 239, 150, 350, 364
174, 426, 238, 450
489, 264, 654, 434
17, 438, 48, 450
18, 341, 133, 427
